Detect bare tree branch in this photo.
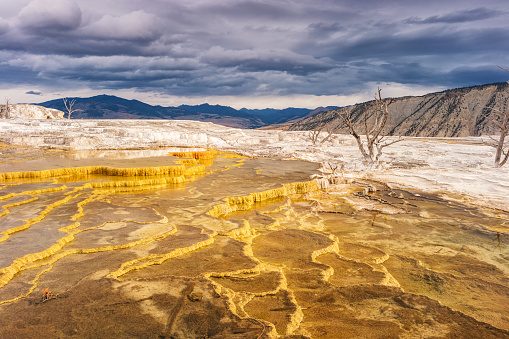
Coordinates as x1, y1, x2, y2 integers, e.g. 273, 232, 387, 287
500, 150, 509, 167
1, 98, 11, 119
488, 66, 509, 168
339, 107, 371, 161
338, 87, 403, 165
62, 97, 81, 119
498, 65, 509, 73
307, 113, 341, 146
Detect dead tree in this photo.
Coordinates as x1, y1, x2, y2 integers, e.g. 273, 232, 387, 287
63, 97, 81, 119
485, 66, 509, 168
486, 66, 509, 168
489, 107, 509, 168
338, 87, 403, 165
307, 113, 340, 146
1, 98, 11, 119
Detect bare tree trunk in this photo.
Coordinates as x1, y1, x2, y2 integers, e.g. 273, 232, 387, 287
491, 66, 509, 168
493, 110, 509, 168
307, 113, 340, 146
338, 87, 403, 165
1, 98, 11, 119
63, 97, 81, 119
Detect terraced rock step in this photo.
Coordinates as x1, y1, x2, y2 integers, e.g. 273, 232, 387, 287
0, 147, 508, 338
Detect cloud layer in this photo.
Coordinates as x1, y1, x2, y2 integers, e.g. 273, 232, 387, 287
1, 0, 508, 108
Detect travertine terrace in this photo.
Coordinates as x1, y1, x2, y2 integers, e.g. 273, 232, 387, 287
0, 119, 508, 338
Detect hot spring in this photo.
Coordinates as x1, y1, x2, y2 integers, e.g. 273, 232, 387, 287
0, 145, 508, 338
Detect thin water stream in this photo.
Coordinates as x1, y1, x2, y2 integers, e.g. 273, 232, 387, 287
0, 145, 508, 338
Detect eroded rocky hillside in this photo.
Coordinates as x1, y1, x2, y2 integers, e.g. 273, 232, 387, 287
289, 82, 509, 137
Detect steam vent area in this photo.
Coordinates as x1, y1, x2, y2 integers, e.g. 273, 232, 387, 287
0, 143, 508, 339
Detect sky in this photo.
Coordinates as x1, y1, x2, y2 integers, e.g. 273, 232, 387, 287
1, 0, 509, 109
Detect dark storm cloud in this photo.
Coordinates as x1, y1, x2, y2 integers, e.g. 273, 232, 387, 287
201, 47, 334, 75
349, 61, 509, 89
406, 8, 502, 24
0, 1, 167, 58
0, 62, 45, 85
78, 10, 163, 43
26, 90, 42, 95
307, 22, 346, 39
1, 0, 509, 105
205, 0, 293, 20
328, 27, 509, 60
444, 66, 509, 87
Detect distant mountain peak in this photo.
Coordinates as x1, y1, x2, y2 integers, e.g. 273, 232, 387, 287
36, 95, 313, 128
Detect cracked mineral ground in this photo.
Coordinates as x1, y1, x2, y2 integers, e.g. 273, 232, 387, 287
0, 146, 508, 338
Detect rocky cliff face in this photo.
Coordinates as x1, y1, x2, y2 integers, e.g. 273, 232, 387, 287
289, 82, 509, 137
0, 104, 64, 120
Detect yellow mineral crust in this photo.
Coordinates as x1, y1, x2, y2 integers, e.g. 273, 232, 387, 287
0, 164, 200, 181
216, 151, 247, 159
69, 194, 102, 222
177, 158, 198, 166
219, 220, 257, 242
224, 159, 245, 168
208, 159, 246, 174
0, 152, 223, 304
207, 180, 319, 218
0, 153, 320, 326
0, 220, 176, 304
0, 166, 182, 304
0, 162, 205, 236
259, 198, 291, 214
81, 176, 193, 191
311, 240, 340, 262
107, 234, 216, 279
0, 197, 38, 218
283, 289, 305, 335
168, 149, 217, 160
0, 185, 68, 201
185, 165, 206, 176
0, 193, 78, 243
0, 181, 46, 192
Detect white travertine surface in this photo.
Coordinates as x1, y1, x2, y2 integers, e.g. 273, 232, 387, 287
0, 119, 507, 210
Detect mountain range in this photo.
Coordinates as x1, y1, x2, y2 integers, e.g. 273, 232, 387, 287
289, 82, 509, 137
36, 81, 509, 136
37, 95, 328, 129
